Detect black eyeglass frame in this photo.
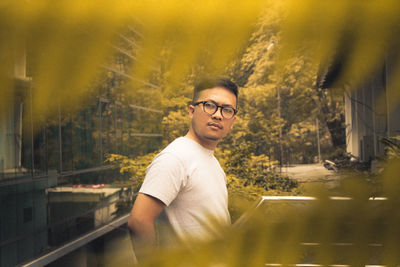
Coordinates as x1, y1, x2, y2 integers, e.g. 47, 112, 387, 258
192, 100, 238, 119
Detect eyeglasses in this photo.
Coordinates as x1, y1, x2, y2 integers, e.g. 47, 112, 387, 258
193, 100, 237, 119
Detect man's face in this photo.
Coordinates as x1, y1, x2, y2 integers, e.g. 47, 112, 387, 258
189, 87, 237, 146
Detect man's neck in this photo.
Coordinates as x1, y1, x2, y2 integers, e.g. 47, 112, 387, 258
185, 131, 217, 150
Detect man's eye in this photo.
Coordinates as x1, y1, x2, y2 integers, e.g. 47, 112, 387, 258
205, 102, 216, 108
223, 108, 234, 114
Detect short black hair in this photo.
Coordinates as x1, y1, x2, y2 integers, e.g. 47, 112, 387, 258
193, 77, 238, 103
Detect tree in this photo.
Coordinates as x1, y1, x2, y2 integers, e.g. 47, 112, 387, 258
225, 7, 344, 163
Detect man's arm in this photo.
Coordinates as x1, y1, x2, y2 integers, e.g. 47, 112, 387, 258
128, 193, 165, 258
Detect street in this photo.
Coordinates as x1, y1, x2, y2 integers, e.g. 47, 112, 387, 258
281, 163, 341, 189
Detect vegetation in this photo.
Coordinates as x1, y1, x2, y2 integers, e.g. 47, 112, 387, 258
105, 151, 160, 191
137, 159, 400, 267
381, 136, 400, 160
106, 145, 300, 222
2, 0, 400, 265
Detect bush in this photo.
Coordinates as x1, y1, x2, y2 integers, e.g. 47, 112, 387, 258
216, 141, 299, 194
105, 151, 160, 191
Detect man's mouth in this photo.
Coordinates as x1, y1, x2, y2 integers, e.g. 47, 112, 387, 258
207, 122, 222, 129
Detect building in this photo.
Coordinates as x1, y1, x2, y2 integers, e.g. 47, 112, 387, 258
319, 52, 400, 163
0, 32, 162, 266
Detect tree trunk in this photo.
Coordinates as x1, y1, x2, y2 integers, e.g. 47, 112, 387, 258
326, 114, 346, 147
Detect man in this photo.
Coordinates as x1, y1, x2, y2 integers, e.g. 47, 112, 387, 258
128, 77, 238, 253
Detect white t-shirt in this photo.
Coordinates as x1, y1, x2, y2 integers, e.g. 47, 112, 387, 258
139, 136, 231, 241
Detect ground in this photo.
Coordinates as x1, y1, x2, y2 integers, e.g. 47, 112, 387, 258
282, 163, 341, 191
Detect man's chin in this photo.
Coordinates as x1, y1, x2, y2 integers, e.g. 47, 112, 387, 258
204, 135, 221, 142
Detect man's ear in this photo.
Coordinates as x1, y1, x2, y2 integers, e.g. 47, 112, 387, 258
188, 105, 195, 118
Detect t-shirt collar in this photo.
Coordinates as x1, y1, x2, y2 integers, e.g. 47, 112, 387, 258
181, 136, 214, 156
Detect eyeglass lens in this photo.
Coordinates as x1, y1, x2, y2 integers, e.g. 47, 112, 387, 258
203, 101, 235, 118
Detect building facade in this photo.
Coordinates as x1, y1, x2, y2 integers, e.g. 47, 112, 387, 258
0, 38, 163, 266
319, 51, 400, 163
344, 56, 400, 162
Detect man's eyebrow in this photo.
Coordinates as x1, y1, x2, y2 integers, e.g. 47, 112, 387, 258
205, 99, 235, 108
221, 104, 235, 109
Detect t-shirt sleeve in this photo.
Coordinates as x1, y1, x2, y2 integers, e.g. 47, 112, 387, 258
139, 152, 186, 206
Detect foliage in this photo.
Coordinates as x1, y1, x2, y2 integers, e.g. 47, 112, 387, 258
225, 8, 343, 164
107, 139, 300, 221
3, 0, 398, 166
105, 151, 159, 191
215, 140, 301, 221
381, 136, 400, 160
162, 110, 189, 144
217, 141, 298, 191
161, 94, 191, 145
226, 174, 267, 222
3, 0, 399, 127
2, 1, 400, 265
134, 159, 400, 267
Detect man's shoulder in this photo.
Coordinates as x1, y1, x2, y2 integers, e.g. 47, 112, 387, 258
151, 137, 189, 164
163, 137, 195, 155
156, 136, 216, 167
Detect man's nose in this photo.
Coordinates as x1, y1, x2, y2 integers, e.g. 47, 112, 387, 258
211, 107, 223, 120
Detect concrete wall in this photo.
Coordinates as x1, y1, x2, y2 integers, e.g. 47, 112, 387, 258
47, 225, 136, 267
345, 59, 400, 162
0, 180, 49, 267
